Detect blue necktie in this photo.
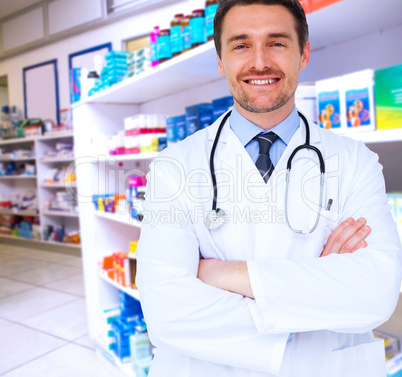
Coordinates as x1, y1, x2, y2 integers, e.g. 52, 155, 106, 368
254, 133, 279, 182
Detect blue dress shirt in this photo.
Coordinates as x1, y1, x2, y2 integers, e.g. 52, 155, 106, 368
229, 106, 300, 166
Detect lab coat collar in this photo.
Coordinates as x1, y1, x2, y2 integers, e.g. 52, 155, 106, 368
207, 109, 322, 173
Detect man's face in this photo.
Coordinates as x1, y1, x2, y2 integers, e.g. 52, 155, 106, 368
217, 4, 310, 115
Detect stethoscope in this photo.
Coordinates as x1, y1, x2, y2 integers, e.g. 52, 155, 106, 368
203, 110, 328, 234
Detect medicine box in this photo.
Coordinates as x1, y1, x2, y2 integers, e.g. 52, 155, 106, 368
316, 76, 346, 133
375, 64, 402, 130
212, 96, 234, 122
343, 69, 375, 132
295, 83, 317, 124
185, 103, 213, 137
175, 115, 187, 141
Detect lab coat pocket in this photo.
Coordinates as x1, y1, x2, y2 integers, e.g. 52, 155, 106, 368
329, 338, 386, 377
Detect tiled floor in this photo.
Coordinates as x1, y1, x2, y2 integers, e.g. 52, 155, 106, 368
0, 243, 126, 377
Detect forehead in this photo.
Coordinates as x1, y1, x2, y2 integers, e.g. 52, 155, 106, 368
221, 4, 297, 38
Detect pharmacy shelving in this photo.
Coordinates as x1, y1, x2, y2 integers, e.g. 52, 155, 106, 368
0, 175, 37, 180
72, 1, 402, 375
42, 210, 79, 218
40, 182, 77, 188
0, 208, 39, 216
0, 131, 81, 251
100, 271, 140, 301
94, 211, 141, 228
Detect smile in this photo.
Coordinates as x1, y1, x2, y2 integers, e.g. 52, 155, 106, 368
246, 78, 280, 85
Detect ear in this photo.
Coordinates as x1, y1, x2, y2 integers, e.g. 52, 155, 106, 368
300, 40, 311, 72
217, 55, 226, 77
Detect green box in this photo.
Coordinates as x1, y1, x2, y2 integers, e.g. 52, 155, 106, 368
374, 64, 402, 130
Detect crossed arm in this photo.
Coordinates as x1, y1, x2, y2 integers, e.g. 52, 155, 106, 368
198, 217, 371, 298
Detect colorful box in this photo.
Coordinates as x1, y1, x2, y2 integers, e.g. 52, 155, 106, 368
375, 64, 402, 130
316, 76, 346, 133
343, 69, 375, 132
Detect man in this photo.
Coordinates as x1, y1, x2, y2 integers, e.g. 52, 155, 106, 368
136, 1, 402, 376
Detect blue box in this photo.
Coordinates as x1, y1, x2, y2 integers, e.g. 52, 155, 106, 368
175, 115, 187, 141
185, 103, 212, 136
166, 116, 177, 144
212, 96, 234, 122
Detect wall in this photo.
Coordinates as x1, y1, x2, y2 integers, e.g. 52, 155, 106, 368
0, 87, 8, 107
0, 0, 206, 112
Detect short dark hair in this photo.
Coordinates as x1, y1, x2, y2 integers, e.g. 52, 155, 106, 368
213, 0, 309, 58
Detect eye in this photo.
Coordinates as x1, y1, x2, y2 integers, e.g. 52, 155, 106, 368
234, 44, 246, 50
272, 42, 285, 47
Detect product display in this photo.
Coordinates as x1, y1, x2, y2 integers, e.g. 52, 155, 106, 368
42, 224, 80, 244
205, 0, 220, 41
170, 14, 184, 57
0, 161, 35, 176
190, 9, 206, 48
41, 142, 74, 160
44, 166, 76, 184
98, 291, 151, 375
103, 114, 167, 156
157, 29, 172, 63
44, 191, 78, 213
92, 174, 146, 222
0, 214, 40, 239
343, 69, 375, 132
316, 76, 345, 133
185, 103, 213, 136
375, 64, 402, 130
166, 96, 234, 145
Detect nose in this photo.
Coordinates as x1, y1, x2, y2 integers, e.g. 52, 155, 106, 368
249, 45, 272, 71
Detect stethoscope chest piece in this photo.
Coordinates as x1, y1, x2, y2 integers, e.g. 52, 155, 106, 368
204, 208, 227, 230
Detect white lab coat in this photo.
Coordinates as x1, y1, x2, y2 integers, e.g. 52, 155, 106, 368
136, 111, 402, 377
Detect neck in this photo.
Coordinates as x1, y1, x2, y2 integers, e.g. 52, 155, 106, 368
234, 99, 295, 130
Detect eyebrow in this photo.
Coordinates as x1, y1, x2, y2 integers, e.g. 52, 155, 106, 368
226, 32, 293, 45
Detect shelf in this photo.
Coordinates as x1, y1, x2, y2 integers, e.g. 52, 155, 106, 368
0, 208, 39, 216
342, 129, 402, 144
105, 153, 158, 162
0, 234, 80, 249
40, 131, 74, 140
0, 132, 74, 146
42, 240, 81, 249
39, 157, 75, 163
0, 137, 38, 146
99, 271, 140, 301
72, 41, 220, 106
0, 157, 36, 162
40, 182, 77, 188
94, 211, 141, 228
0, 175, 37, 180
42, 210, 79, 218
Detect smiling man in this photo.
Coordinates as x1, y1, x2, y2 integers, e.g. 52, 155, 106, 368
136, 1, 402, 376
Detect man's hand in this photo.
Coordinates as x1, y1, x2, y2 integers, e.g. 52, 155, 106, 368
320, 217, 370, 257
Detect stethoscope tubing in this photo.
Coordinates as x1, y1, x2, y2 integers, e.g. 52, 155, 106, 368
208, 110, 326, 233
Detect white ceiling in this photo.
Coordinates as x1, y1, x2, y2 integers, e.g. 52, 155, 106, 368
0, 0, 43, 20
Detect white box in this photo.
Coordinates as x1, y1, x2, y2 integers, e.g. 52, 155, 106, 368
296, 83, 317, 124
343, 69, 376, 132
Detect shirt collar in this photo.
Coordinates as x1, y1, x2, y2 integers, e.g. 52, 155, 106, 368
229, 105, 300, 147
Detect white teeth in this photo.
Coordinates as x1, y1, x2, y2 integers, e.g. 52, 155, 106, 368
249, 79, 278, 85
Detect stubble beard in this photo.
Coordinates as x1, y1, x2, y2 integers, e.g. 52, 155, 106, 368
229, 71, 297, 114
